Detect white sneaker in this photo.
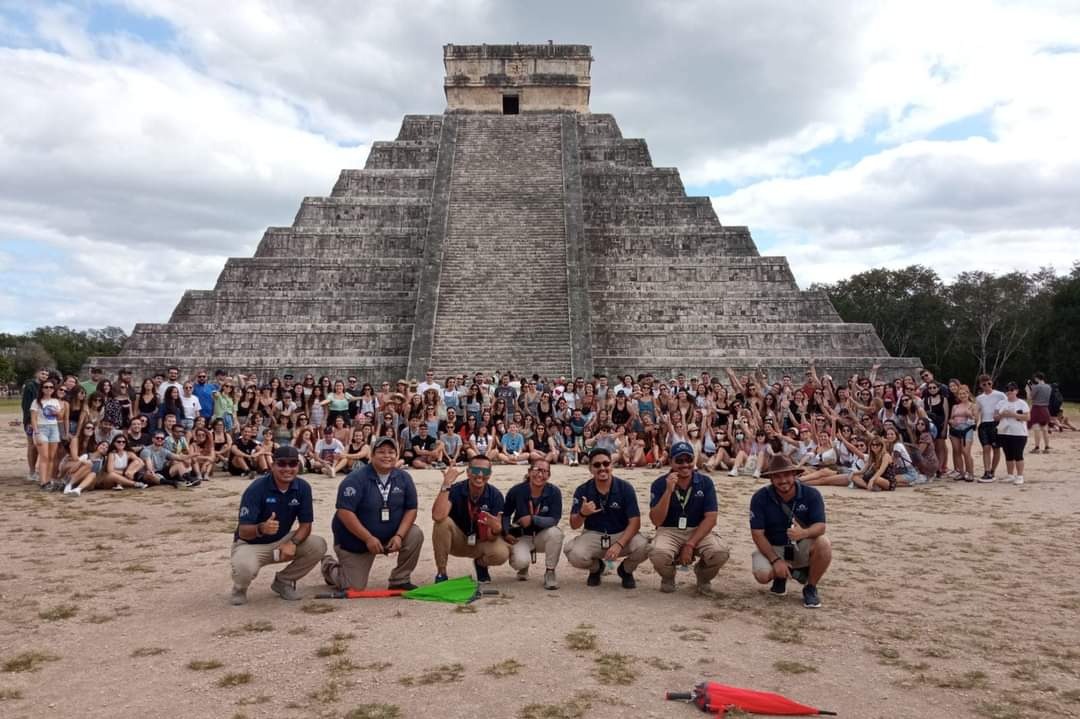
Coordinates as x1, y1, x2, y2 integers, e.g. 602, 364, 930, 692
728, 468, 738, 477
133, 481, 148, 489
1005, 475, 1015, 484
63, 483, 74, 495
1013, 475, 1024, 485
69, 487, 82, 497
27, 472, 39, 483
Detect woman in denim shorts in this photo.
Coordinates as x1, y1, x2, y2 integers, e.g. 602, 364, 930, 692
31, 380, 64, 491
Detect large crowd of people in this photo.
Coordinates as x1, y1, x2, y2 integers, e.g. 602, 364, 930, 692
17, 362, 1073, 607
20, 363, 1072, 495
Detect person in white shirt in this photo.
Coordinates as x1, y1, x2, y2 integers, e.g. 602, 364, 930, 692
314, 426, 346, 478
416, 369, 441, 396
993, 382, 1028, 485
157, 366, 183, 403
180, 382, 202, 430
974, 375, 1006, 481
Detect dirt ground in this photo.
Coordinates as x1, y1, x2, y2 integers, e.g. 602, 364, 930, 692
1, 410, 1078, 719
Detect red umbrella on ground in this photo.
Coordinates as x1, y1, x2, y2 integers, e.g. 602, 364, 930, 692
314, 588, 406, 599
666, 681, 836, 716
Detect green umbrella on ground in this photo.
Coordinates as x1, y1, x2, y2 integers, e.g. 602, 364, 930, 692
402, 576, 479, 605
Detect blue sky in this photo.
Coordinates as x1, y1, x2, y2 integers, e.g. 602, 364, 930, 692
2, 1, 1079, 332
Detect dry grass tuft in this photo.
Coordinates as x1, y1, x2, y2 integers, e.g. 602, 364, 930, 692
565, 624, 598, 652
398, 662, 465, 686
38, 604, 78, 621
519, 692, 592, 719
2, 651, 60, 673
130, 647, 168, 658
187, 659, 224, 671
216, 672, 253, 688
344, 705, 402, 719
484, 659, 524, 677
300, 603, 335, 615
774, 660, 817, 674
592, 653, 638, 685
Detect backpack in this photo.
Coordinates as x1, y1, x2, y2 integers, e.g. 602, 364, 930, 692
1049, 384, 1064, 416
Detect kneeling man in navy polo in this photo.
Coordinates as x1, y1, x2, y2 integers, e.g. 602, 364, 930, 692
564, 447, 650, 588
503, 458, 563, 590
230, 445, 327, 605
321, 437, 424, 591
431, 455, 510, 583
749, 454, 832, 609
648, 441, 729, 594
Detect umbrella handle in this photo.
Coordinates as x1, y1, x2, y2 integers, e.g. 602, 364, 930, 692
666, 692, 694, 701
314, 591, 345, 599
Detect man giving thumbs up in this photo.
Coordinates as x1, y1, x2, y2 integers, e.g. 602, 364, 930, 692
230, 445, 327, 605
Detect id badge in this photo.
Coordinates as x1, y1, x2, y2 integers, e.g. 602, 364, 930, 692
600, 534, 611, 550
467, 534, 477, 546
380, 506, 390, 523
677, 516, 688, 530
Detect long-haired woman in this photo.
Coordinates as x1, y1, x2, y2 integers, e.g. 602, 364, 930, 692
100, 435, 147, 489
948, 384, 977, 481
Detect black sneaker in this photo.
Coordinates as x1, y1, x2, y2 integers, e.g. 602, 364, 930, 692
802, 584, 822, 609
184, 477, 202, 488
769, 578, 787, 596
474, 560, 491, 583
388, 581, 418, 591
586, 560, 603, 587
616, 562, 636, 589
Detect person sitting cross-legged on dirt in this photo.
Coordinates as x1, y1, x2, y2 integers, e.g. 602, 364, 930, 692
430, 456, 509, 583
564, 447, 650, 589
321, 437, 424, 592
229, 445, 327, 606
749, 454, 832, 609
648, 441, 729, 594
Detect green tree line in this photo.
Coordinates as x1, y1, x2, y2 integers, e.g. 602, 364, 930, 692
812, 263, 1080, 398
0, 326, 127, 385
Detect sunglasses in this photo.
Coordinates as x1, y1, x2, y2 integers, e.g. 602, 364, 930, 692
42, 385, 55, 389
468, 467, 492, 477
591, 461, 612, 469
275, 459, 300, 468
672, 457, 693, 465
115, 440, 127, 445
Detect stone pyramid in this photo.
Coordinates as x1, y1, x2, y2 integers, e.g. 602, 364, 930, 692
89, 43, 920, 380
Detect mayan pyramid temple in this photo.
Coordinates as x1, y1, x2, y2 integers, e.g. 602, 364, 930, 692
90, 43, 920, 380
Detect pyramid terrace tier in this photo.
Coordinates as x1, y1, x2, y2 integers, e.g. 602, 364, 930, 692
592, 356, 923, 382
87, 355, 408, 383
254, 228, 426, 258
583, 197, 719, 227
121, 322, 412, 357
586, 257, 799, 291
580, 166, 688, 200
589, 290, 842, 323
169, 289, 416, 323
363, 141, 440, 170
394, 115, 444, 142
330, 168, 435, 198
585, 227, 759, 258
592, 322, 888, 357
292, 197, 431, 230
578, 139, 652, 167
213, 258, 422, 291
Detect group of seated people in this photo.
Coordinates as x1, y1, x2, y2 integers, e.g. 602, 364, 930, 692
22, 362, 1066, 495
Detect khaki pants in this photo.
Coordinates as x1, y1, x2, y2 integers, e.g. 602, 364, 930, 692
751, 538, 812, 575
230, 532, 327, 590
323, 525, 424, 590
432, 517, 509, 572
508, 527, 565, 571
649, 527, 730, 583
564, 530, 650, 572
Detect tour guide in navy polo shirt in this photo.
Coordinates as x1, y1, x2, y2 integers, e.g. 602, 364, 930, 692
321, 437, 423, 591
503, 458, 563, 590
564, 447, 650, 588
648, 441, 730, 594
230, 445, 327, 605
749, 453, 832, 609
431, 455, 509, 583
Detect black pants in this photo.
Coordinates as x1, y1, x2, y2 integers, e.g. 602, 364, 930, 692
999, 434, 1026, 462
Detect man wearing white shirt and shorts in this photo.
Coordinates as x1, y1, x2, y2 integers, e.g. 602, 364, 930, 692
974, 375, 1006, 482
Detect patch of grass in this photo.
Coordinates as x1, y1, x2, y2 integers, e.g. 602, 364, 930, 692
485, 659, 524, 677
398, 662, 465, 686
565, 624, 598, 652
592, 653, 638, 685
344, 705, 401, 719
187, 659, 224, 671
315, 642, 347, 658
242, 620, 274, 633
287, 626, 310, 635
235, 695, 271, 706
454, 604, 478, 614
365, 661, 393, 672
309, 679, 340, 705
0, 688, 23, 700
300, 603, 335, 615
331, 632, 355, 642
122, 562, 156, 573
974, 701, 1023, 719
774, 660, 817, 674
216, 672, 253, 688
764, 617, 804, 645
38, 604, 78, 621
644, 657, 683, 671
131, 647, 168, 658
1061, 689, 1080, 703
519, 693, 592, 719
932, 670, 989, 689
2, 651, 60, 673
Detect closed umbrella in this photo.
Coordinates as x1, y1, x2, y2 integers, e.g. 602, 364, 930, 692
666, 681, 836, 716
314, 588, 406, 599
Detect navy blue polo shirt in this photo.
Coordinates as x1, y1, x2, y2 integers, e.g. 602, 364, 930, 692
571, 477, 639, 535
332, 464, 418, 554
649, 471, 718, 528
234, 474, 314, 544
447, 480, 505, 535
749, 481, 827, 546
502, 481, 562, 536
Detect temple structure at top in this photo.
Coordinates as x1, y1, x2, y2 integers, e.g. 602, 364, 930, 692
87, 43, 920, 380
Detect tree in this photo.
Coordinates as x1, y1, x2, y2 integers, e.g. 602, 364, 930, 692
13, 341, 55, 384
947, 271, 1035, 382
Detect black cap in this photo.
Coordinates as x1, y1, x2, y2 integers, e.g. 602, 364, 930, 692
273, 445, 301, 461
587, 446, 612, 461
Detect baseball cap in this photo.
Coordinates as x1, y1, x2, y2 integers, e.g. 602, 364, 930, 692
273, 445, 301, 461
670, 441, 694, 460
372, 436, 398, 452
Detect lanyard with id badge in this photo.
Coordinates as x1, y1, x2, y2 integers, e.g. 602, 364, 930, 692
674, 483, 692, 530
375, 476, 393, 523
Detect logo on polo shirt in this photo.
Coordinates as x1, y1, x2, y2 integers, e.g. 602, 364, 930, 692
266, 497, 277, 504
344, 486, 357, 497
796, 504, 807, 512
749, 509, 755, 520
391, 486, 404, 495
610, 501, 620, 509
695, 490, 704, 497
289, 498, 300, 507
540, 505, 548, 513
239, 507, 250, 518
